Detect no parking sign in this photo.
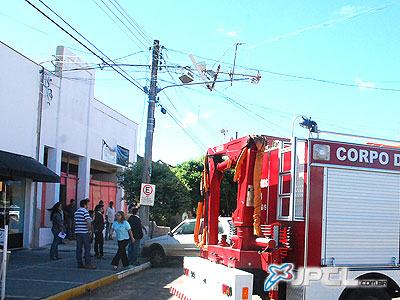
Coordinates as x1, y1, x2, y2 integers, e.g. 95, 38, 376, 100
140, 183, 155, 206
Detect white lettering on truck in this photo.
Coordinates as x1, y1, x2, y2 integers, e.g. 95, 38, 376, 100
395, 154, 400, 166
336, 147, 393, 166
337, 147, 346, 161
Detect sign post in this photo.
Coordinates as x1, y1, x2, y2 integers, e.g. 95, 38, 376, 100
140, 183, 156, 206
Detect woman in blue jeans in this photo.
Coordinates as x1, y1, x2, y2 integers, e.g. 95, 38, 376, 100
109, 211, 135, 270
48, 202, 65, 260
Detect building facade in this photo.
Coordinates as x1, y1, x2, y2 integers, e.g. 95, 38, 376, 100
0, 42, 138, 248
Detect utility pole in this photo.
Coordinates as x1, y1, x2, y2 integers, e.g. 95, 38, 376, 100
140, 40, 160, 227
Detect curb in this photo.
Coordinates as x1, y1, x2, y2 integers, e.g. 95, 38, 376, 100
43, 262, 151, 300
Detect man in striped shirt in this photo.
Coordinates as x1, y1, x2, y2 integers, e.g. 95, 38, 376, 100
74, 199, 96, 269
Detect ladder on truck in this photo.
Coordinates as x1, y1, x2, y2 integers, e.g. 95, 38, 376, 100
277, 138, 306, 221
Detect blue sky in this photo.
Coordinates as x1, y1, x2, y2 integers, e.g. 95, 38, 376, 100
1, 1, 400, 165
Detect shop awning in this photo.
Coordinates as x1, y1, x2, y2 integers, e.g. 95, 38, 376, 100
0, 150, 60, 183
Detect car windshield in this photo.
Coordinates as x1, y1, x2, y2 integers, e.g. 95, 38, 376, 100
173, 219, 225, 235
173, 221, 195, 235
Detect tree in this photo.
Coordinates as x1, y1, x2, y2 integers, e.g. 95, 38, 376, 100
117, 161, 190, 226
173, 158, 204, 212
174, 157, 237, 217
219, 169, 237, 217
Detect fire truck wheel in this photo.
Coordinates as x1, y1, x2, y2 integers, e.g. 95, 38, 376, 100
346, 288, 391, 300
150, 248, 166, 267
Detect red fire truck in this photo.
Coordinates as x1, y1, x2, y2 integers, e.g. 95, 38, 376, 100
169, 118, 400, 300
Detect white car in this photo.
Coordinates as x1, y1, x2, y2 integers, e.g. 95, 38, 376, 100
142, 217, 233, 267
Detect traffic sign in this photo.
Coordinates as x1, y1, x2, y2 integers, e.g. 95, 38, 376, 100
140, 183, 156, 206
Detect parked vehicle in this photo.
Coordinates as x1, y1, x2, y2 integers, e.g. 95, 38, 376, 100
143, 217, 233, 267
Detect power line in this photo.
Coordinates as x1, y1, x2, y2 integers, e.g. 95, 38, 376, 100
109, 0, 152, 45
0, 11, 91, 55
96, 0, 149, 49
91, 0, 148, 51
37, 0, 148, 87
160, 60, 221, 140
58, 63, 150, 72
160, 103, 207, 152
213, 89, 289, 136
159, 88, 209, 150
113, 50, 146, 61
166, 48, 400, 93
26, 0, 145, 92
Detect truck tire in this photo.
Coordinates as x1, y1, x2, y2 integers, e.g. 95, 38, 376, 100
346, 288, 391, 300
150, 248, 166, 267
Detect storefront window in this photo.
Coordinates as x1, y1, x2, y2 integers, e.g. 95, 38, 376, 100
0, 181, 25, 248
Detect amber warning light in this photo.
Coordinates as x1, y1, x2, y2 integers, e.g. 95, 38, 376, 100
242, 287, 249, 299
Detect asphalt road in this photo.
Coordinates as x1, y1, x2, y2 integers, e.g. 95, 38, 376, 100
72, 259, 183, 300
71, 258, 266, 300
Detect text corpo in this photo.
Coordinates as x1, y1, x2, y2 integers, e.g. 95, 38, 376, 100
336, 147, 400, 166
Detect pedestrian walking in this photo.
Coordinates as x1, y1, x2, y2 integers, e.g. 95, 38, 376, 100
48, 202, 65, 260
127, 207, 146, 266
109, 211, 135, 269
74, 199, 96, 269
93, 204, 105, 259
105, 201, 116, 240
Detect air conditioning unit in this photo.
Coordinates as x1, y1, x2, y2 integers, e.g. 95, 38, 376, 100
179, 70, 194, 84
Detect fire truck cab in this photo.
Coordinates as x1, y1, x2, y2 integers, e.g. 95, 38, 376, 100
170, 119, 400, 300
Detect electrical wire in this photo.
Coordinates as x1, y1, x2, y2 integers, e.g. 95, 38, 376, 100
109, 0, 152, 45
159, 87, 210, 150
213, 89, 289, 136
58, 63, 150, 72
166, 48, 400, 93
26, 0, 145, 92
113, 0, 152, 43
113, 50, 146, 61
161, 60, 220, 140
0, 11, 91, 55
162, 105, 207, 152
91, 0, 148, 51
96, 0, 148, 49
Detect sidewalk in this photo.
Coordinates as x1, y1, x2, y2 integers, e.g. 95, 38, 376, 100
4, 239, 149, 300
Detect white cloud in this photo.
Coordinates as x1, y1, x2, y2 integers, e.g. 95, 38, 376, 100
162, 110, 199, 130
227, 30, 240, 38
182, 110, 198, 128
201, 110, 214, 119
355, 77, 375, 91
339, 5, 362, 15
216, 28, 240, 39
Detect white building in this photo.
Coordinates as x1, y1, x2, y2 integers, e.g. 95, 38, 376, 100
0, 42, 138, 248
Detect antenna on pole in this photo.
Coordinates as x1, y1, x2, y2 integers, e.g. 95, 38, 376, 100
231, 42, 246, 86
189, 53, 213, 91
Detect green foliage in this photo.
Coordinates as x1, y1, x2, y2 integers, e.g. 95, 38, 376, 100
117, 161, 190, 226
173, 158, 204, 211
117, 157, 238, 226
219, 169, 237, 216
174, 157, 237, 217
116, 162, 142, 205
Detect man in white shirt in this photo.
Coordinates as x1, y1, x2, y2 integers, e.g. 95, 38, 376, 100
105, 201, 116, 240
74, 199, 96, 269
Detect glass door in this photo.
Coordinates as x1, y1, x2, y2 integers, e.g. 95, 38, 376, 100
0, 181, 25, 248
